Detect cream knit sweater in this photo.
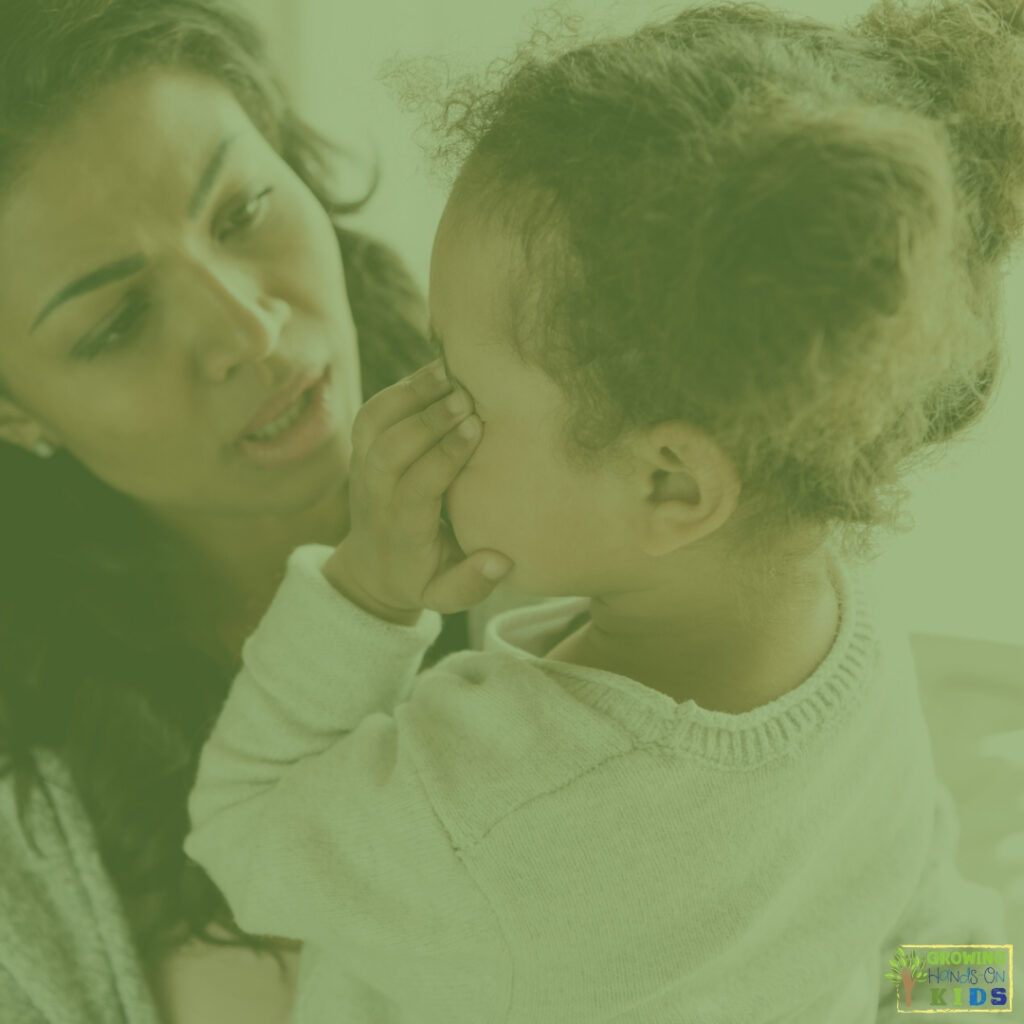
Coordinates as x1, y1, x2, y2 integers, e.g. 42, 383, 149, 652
185, 544, 1008, 1023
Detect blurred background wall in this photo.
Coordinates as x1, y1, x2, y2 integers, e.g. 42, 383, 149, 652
238, 0, 1023, 649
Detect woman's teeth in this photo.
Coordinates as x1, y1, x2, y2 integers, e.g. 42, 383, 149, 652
246, 388, 314, 442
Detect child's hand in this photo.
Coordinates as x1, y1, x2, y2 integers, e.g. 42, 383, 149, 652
322, 360, 513, 624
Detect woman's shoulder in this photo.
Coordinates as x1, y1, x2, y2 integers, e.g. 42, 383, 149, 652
0, 747, 87, 861
0, 748, 162, 1023
0, 748, 83, 885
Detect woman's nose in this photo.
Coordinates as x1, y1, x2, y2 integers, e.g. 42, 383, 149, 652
185, 261, 291, 381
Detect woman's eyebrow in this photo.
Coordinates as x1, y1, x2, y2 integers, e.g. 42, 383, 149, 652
31, 254, 147, 333
30, 135, 237, 334
187, 135, 236, 218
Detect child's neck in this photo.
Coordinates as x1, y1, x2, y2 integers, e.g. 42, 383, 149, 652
544, 550, 841, 714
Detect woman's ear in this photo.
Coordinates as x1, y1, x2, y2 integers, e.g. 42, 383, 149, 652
634, 422, 741, 557
0, 395, 55, 456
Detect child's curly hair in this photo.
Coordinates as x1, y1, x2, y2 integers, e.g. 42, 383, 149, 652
406, 0, 1024, 569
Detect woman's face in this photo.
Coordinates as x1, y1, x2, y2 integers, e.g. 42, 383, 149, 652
0, 69, 363, 517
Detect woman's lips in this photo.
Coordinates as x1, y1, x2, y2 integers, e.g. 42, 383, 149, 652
236, 367, 334, 467
240, 365, 327, 440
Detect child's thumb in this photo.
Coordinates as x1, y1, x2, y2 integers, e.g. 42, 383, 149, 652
424, 551, 513, 614
479, 553, 514, 583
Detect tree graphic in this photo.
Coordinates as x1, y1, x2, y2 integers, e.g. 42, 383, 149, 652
886, 947, 930, 1009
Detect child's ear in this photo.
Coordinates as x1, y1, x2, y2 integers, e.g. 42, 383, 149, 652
633, 422, 741, 557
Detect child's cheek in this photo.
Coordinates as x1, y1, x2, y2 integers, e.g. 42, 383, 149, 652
460, 419, 493, 473
442, 456, 474, 545
443, 428, 493, 550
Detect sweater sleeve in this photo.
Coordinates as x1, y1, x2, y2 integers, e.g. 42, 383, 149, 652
0, 965, 49, 1023
184, 544, 512, 1011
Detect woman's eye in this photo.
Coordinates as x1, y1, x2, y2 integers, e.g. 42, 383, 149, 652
74, 293, 149, 360
218, 187, 275, 242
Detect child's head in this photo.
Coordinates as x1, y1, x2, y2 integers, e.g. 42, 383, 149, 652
425, 0, 1024, 597
431, 176, 752, 598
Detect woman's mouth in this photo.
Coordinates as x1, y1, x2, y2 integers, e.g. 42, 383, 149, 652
237, 367, 334, 467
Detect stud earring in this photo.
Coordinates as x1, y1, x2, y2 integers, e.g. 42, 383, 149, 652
33, 440, 56, 459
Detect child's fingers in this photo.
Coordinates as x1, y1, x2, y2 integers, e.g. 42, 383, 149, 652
351, 360, 451, 461
361, 392, 476, 503
392, 415, 481, 524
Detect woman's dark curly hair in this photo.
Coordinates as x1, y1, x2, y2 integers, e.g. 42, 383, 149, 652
0, 0, 448, 968
412, 0, 1024, 573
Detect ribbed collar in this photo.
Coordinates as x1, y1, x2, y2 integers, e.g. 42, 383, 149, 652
482, 555, 884, 768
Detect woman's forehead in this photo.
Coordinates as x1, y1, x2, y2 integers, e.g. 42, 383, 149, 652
12, 72, 252, 210
0, 71, 258, 320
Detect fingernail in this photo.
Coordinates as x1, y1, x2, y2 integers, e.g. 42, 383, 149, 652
482, 556, 511, 580
447, 390, 471, 415
458, 415, 480, 438
432, 361, 447, 382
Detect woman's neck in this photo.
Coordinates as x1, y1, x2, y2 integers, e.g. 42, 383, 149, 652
153, 483, 351, 666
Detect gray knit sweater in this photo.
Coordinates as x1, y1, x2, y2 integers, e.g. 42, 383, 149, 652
0, 748, 161, 1024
